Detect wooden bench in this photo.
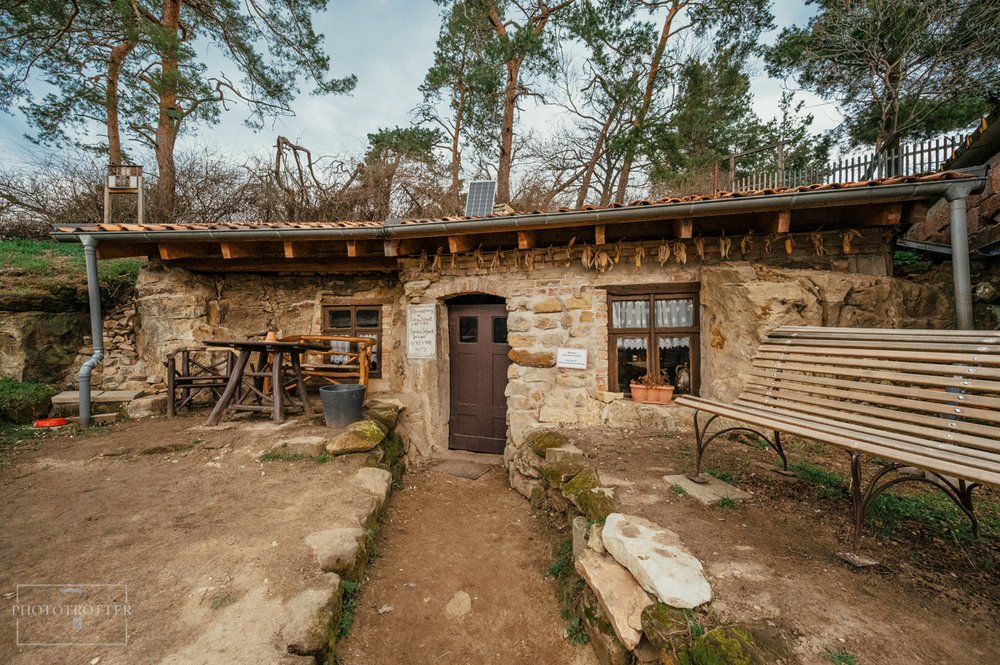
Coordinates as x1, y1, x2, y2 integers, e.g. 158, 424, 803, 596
675, 326, 1000, 559
279, 335, 375, 388
165, 346, 238, 417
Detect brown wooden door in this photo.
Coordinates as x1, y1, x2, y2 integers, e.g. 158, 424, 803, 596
448, 303, 510, 453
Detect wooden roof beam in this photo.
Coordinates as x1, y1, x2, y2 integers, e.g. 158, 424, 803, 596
672, 219, 693, 238
448, 235, 476, 253
346, 239, 380, 257
518, 230, 537, 249
158, 243, 217, 261
220, 242, 265, 259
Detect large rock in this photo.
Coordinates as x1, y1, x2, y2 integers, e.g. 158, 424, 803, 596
364, 400, 403, 430
325, 420, 387, 455
677, 624, 792, 665
525, 429, 570, 456
0, 311, 86, 383
575, 550, 654, 651
602, 514, 711, 609
507, 349, 556, 368
304, 527, 365, 576
562, 468, 615, 522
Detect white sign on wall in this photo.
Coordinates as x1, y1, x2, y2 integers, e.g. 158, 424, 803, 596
556, 347, 588, 370
406, 304, 437, 359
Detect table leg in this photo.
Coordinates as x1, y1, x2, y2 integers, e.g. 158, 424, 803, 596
207, 350, 251, 426
291, 351, 312, 416
272, 350, 284, 424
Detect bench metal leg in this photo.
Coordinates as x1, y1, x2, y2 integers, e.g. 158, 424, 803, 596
845, 452, 981, 561
689, 411, 788, 482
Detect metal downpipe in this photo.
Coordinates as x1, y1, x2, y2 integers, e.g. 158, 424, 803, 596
945, 183, 979, 330
78, 236, 104, 425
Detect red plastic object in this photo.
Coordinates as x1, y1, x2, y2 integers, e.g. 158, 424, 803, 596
33, 417, 68, 428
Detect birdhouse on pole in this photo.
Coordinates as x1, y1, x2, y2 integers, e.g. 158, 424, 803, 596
104, 164, 144, 224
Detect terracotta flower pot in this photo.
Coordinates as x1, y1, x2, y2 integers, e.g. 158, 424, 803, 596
630, 383, 651, 402
652, 385, 675, 405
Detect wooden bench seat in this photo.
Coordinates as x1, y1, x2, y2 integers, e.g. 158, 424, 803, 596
675, 326, 1000, 556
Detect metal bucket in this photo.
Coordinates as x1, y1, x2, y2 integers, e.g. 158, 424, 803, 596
319, 384, 366, 429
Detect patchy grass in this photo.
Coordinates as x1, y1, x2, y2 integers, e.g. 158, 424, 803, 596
682, 608, 705, 638
715, 497, 737, 509
337, 580, 361, 639
258, 450, 304, 463
0, 239, 142, 303
789, 462, 846, 492
314, 452, 331, 464
564, 616, 590, 645
0, 377, 57, 424
672, 483, 687, 496
825, 650, 858, 665
704, 467, 734, 483
547, 540, 575, 581
867, 491, 1000, 543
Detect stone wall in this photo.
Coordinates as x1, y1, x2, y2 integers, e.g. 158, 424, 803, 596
393, 231, 951, 461
0, 287, 87, 385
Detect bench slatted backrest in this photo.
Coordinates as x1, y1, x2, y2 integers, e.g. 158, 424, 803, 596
739, 326, 1000, 485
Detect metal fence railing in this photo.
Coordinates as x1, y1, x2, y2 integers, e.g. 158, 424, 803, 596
722, 135, 965, 192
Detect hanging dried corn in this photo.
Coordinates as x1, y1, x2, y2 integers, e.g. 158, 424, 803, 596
784, 234, 795, 255
762, 233, 780, 257
694, 236, 706, 261
581, 243, 594, 269
740, 230, 754, 259
673, 240, 687, 265
719, 232, 732, 259
512, 250, 522, 271
634, 245, 645, 271
417, 250, 429, 272
594, 250, 613, 273
450, 252, 457, 271
474, 246, 485, 271
431, 247, 443, 272
489, 248, 501, 273
613, 240, 623, 263
546, 246, 555, 266
841, 229, 862, 254
809, 231, 826, 256
565, 237, 576, 267
657, 240, 670, 266
524, 250, 535, 273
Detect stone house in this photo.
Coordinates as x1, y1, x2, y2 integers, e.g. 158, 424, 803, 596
51, 172, 980, 462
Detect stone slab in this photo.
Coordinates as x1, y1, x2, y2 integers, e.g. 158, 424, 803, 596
575, 549, 654, 650
602, 513, 712, 609
572, 516, 589, 559
664, 474, 751, 505
304, 527, 365, 575
52, 389, 145, 404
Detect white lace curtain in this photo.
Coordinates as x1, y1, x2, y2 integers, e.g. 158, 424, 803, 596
612, 298, 693, 329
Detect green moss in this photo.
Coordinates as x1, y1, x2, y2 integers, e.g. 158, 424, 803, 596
364, 405, 400, 430
562, 468, 615, 521
641, 603, 690, 650
678, 625, 791, 665
0, 377, 57, 424
526, 429, 570, 456
539, 459, 584, 488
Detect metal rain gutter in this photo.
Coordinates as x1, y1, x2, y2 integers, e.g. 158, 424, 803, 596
51, 177, 985, 245
78, 235, 104, 426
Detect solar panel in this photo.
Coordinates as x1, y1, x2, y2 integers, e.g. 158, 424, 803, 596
465, 180, 497, 217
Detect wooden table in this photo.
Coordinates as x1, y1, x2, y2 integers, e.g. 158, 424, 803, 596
203, 339, 326, 426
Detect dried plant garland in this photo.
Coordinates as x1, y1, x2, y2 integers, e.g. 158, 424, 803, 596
809, 231, 826, 256
740, 230, 754, 259
658, 240, 671, 266
694, 236, 706, 261
634, 245, 645, 271
673, 240, 687, 265
841, 229, 862, 254
719, 231, 732, 259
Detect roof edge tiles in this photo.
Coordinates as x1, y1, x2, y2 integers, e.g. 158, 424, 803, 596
51, 171, 983, 242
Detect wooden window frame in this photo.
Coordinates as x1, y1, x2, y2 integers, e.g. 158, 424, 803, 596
321, 304, 384, 378
606, 283, 700, 396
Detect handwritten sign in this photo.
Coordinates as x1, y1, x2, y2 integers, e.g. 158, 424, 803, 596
406, 304, 437, 359
556, 347, 588, 370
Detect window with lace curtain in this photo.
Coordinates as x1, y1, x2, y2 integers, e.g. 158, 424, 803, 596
607, 285, 699, 397
321, 305, 383, 378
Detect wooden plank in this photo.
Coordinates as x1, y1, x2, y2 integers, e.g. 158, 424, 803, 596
753, 358, 1000, 394
758, 343, 1000, 367
594, 225, 606, 245
756, 351, 1000, 378
346, 240, 380, 257
158, 243, 215, 260
762, 337, 1000, 354
166, 257, 397, 274
863, 203, 903, 226
672, 219, 693, 238
383, 240, 399, 257
96, 241, 156, 259
449, 235, 476, 253
220, 242, 263, 259
760, 210, 790, 233
517, 230, 536, 249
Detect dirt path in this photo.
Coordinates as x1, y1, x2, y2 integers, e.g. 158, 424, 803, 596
338, 463, 597, 665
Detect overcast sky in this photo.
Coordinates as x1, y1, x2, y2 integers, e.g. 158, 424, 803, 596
0, 1, 839, 168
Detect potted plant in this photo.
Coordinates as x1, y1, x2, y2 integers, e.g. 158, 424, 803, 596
631, 370, 674, 404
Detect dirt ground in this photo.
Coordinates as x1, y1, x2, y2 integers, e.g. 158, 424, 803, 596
338, 463, 597, 665
563, 425, 1000, 665
0, 415, 383, 665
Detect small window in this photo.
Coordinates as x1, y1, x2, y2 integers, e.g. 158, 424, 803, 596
492, 316, 508, 344
608, 285, 699, 396
321, 305, 383, 378
459, 316, 478, 343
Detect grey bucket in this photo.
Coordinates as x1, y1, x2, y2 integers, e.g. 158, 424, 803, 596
319, 384, 366, 429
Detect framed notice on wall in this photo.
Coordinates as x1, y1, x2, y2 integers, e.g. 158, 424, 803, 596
406, 304, 437, 359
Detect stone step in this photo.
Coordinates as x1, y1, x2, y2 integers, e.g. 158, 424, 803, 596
50, 390, 145, 418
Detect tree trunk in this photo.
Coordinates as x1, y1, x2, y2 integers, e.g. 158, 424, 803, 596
614, 1, 682, 202
154, 0, 182, 221
106, 40, 136, 165
497, 57, 522, 204
450, 85, 466, 213
575, 98, 623, 208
